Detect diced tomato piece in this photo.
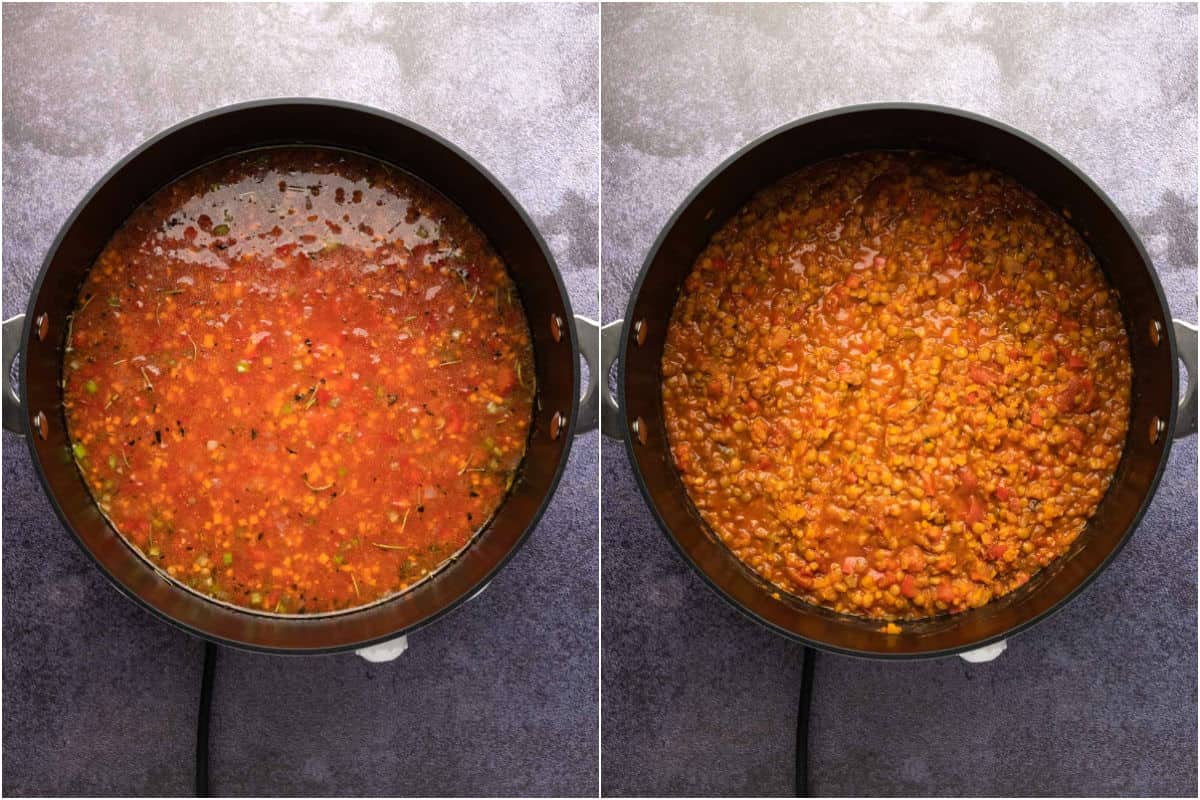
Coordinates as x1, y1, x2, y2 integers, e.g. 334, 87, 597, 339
936, 580, 955, 603
495, 365, 517, 395
987, 543, 1009, 560
846, 275, 861, 289
995, 485, 1011, 501
969, 365, 999, 385
842, 556, 867, 574
964, 495, 985, 525
899, 545, 926, 572
1057, 375, 1095, 413
958, 467, 978, 492
900, 574, 918, 598
1030, 408, 1044, 427
948, 230, 968, 252
1066, 353, 1086, 370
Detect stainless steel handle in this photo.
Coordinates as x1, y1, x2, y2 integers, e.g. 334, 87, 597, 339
601, 319, 624, 439
1174, 319, 1197, 439
3, 314, 26, 436
574, 315, 600, 435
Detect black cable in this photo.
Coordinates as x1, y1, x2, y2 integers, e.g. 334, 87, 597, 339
795, 645, 818, 797
196, 641, 218, 797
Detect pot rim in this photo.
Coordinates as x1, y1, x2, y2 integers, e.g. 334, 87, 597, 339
616, 101, 1178, 659
19, 97, 580, 653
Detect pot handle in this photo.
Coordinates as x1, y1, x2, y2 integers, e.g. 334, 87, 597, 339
574, 315, 601, 434
3, 314, 25, 436
601, 319, 624, 439
1174, 319, 1197, 439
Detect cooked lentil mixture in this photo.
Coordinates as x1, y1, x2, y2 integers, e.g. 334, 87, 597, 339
662, 151, 1131, 622
63, 148, 534, 614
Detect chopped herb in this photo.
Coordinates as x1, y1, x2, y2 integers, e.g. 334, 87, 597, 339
107, 295, 121, 308
416, 224, 430, 239
72, 442, 87, 460
223, 552, 233, 566
212, 224, 230, 236
301, 473, 334, 492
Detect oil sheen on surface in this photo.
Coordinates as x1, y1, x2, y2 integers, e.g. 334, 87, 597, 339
662, 151, 1131, 623
63, 147, 535, 614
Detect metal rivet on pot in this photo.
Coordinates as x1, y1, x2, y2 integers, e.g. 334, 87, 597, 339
633, 319, 647, 347
550, 314, 564, 343
550, 411, 565, 440
1149, 319, 1162, 347
33, 411, 48, 440
632, 416, 647, 445
1150, 416, 1165, 444
35, 313, 49, 342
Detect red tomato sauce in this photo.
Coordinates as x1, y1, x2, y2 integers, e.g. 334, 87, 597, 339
63, 148, 535, 614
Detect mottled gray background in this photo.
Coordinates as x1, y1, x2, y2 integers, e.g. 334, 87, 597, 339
2, 4, 597, 796
601, 3, 1197, 797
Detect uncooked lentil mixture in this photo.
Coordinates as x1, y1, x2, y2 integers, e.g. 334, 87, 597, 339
63, 147, 535, 614
662, 151, 1131, 622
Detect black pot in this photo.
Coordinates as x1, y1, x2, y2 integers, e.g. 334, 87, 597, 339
2, 99, 600, 655
603, 103, 1196, 660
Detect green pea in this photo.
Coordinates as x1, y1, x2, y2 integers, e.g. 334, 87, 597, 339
72, 442, 87, 459
84, 379, 98, 394
223, 552, 233, 566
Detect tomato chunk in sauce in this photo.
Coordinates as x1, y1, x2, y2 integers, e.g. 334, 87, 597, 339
64, 148, 535, 614
662, 151, 1131, 622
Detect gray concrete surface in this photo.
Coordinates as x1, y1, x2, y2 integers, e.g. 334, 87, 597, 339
2, 4, 598, 796
601, 3, 1197, 797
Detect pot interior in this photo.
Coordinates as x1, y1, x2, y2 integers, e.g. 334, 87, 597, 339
620, 106, 1177, 657
22, 101, 578, 653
